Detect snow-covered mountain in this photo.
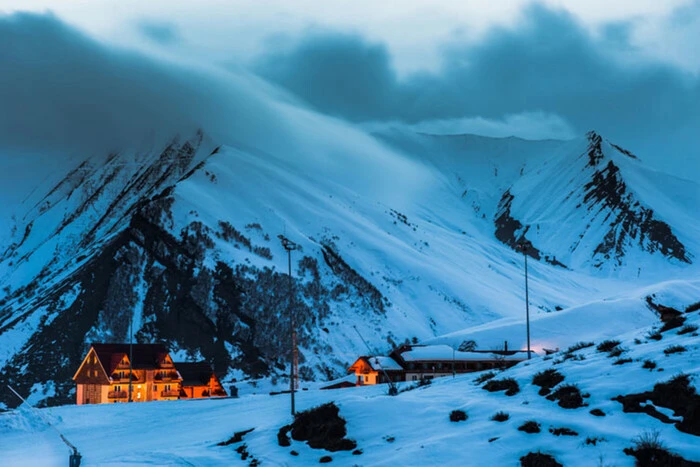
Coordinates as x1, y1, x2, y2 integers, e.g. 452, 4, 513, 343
0, 117, 698, 410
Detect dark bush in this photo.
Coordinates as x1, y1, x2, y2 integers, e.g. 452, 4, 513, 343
549, 427, 578, 436
597, 340, 621, 352
277, 425, 291, 447
642, 360, 657, 370
686, 302, 700, 313
678, 324, 698, 335
546, 384, 585, 409
290, 403, 357, 452
608, 347, 625, 358
319, 455, 333, 463
218, 428, 255, 446
564, 341, 594, 353
645, 329, 663, 341
623, 430, 696, 467
474, 371, 496, 385
518, 421, 541, 434
449, 410, 468, 422
664, 345, 687, 355
483, 378, 520, 396
532, 369, 564, 396
491, 411, 510, 422
589, 408, 605, 417
613, 358, 633, 365
520, 452, 562, 467
585, 436, 606, 446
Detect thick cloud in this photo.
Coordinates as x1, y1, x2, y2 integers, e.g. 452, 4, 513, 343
138, 20, 180, 45
256, 6, 700, 173
0, 12, 280, 158
0, 13, 428, 230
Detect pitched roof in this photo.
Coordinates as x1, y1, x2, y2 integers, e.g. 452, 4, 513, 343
398, 345, 534, 362
365, 356, 403, 371
175, 362, 215, 387
90, 343, 170, 373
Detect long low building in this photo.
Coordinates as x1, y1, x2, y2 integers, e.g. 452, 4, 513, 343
348, 344, 533, 386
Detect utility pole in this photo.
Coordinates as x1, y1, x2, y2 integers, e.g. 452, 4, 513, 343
278, 234, 299, 416
517, 240, 532, 359
128, 310, 133, 402
352, 326, 398, 396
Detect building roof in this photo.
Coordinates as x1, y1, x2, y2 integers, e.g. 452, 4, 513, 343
90, 343, 170, 373
398, 345, 534, 362
175, 362, 215, 387
365, 356, 403, 371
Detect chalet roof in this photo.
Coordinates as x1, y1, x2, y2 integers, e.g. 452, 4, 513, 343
175, 362, 215, 387
398, 345, 534, 362
91, 343, 170, 373
365, 356, 403, 371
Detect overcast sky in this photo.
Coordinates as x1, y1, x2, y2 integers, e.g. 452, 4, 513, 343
0, 0, 698, 217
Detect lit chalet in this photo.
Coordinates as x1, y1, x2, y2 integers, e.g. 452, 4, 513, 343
348, 344, 533, 386
73, 344, 226, 405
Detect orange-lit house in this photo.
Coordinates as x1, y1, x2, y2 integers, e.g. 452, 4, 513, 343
73, 343, 226, 405
348, 356, 405, 386
177, 362, 227, 398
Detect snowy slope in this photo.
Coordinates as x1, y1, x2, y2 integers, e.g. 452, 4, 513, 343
1, 291, 698, 466
0, 123, 698, 410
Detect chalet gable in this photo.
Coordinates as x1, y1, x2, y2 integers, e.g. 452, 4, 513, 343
73, 347, 110, 385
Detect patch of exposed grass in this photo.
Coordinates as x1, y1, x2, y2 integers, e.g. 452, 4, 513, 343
549, 427, 578, 436
518, 420, 541, 434
613, 358, 633, 365
532, 369, 564, 396
449, 410, 467, 422
474, 371, 496, 385
596, 340, 621, 352
546, 384, 586, 409
678, 324, 698, 335
483, 378, 520, 396
664, 345, 686, 355
564, 341, 594, 353
520, 452, 562, 467
491, 411, 510, 422
642, 360, 657, 370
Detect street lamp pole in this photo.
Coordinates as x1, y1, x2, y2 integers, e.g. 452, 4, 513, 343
278, 234, 299, 416
517, 240, 532, 360
128, 311, 133, 402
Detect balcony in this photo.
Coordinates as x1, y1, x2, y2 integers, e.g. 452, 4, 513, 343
107, 391, 127, 399
160, 390, 180, 398
154, 372, 179, 382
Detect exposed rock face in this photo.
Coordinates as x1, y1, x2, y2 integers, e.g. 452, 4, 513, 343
494, 131, 690, 269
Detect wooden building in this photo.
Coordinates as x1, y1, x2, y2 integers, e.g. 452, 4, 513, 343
392, 344, 530, 382
73, 344, 226, 405
347, 344, 532, 386
347, 356, 404, 386
176, 362, 227, 398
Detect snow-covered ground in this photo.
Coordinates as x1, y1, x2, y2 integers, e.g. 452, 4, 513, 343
2, 298, 698, 466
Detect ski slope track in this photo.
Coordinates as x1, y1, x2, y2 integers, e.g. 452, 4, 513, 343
0, 115, 698, 419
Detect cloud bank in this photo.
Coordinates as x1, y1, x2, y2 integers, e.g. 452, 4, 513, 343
255, 5, 700, 173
